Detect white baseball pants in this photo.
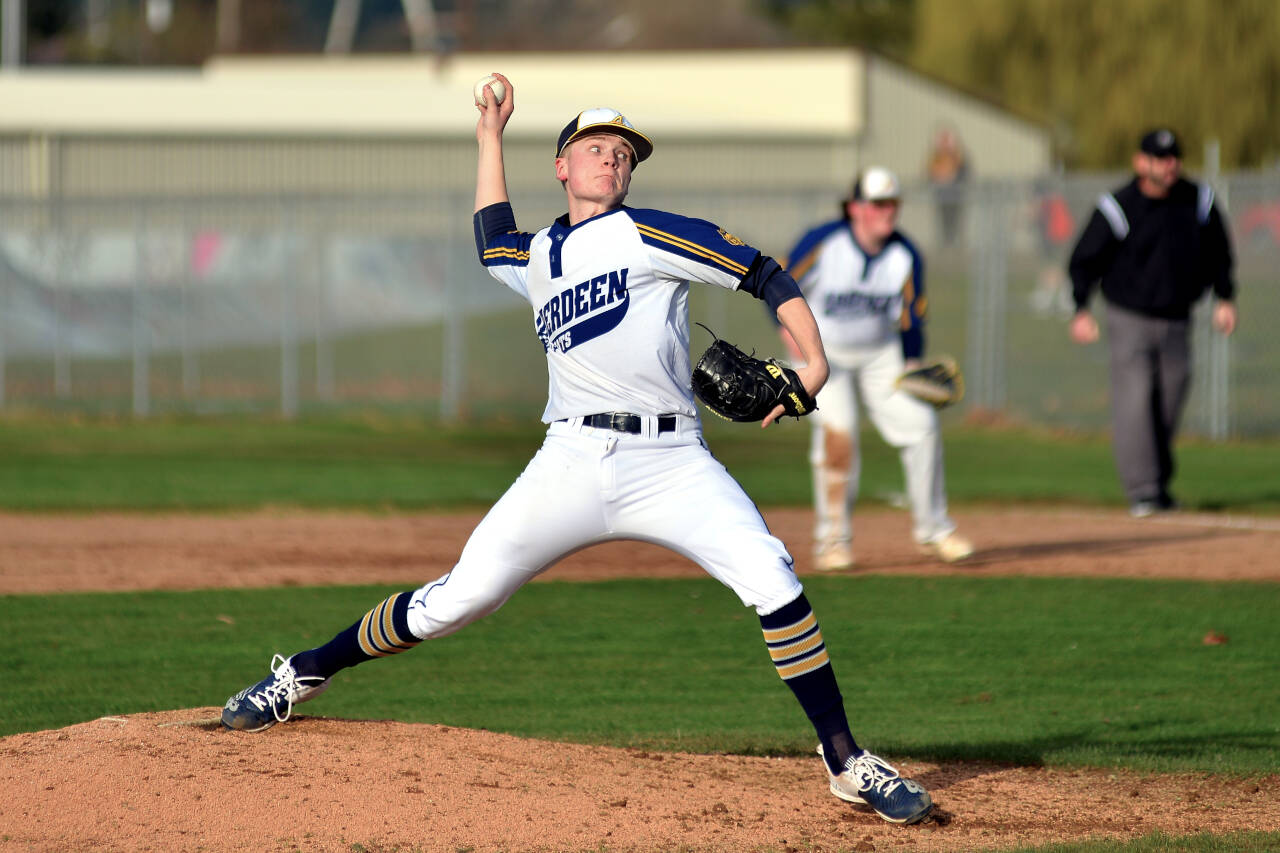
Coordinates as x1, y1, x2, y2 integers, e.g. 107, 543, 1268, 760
406, 416, 804, 640
810, 342, 956, 549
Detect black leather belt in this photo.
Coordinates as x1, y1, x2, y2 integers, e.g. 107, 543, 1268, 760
579, 412, 677, 434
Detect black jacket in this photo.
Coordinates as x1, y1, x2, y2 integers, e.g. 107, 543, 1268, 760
1068, 177, 1234, 320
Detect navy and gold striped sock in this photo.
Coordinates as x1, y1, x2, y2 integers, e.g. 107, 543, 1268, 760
760, 593, 859, 774
291, 591, 421, 680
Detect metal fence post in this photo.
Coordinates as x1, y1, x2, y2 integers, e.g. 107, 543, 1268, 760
0, 227, 6, 406
1205, 141, 1230, 440
53, 203, 71, 400
0, 198, 7, 406
280, 209, 299, 418
964, 194, 988, 409
133, 207, 151, 417
440, 195, 462, 421
966, 182, 1007, 410
314, 225, 334, 403
988, 185, 1008, 410
180, 208, 199, 401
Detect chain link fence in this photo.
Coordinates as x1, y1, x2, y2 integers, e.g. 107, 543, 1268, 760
2, 173, 1277, 436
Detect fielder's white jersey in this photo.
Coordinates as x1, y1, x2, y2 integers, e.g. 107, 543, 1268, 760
784, 220, 926, 357
481, 206, 759, 423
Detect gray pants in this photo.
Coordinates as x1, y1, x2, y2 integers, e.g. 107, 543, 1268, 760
1105, 302, 1191, 503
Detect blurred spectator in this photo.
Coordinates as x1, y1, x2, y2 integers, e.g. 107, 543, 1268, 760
1237, 201, 1280, 248
1034, 181, 1076, 253
1028, 178, 1076, 317
924, 125, 969, 246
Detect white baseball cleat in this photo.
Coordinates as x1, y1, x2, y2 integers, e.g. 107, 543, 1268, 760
919, 532, 974, 563
818, 744, 933, 824
814, 541, 855, 572
221, 654, 331, 732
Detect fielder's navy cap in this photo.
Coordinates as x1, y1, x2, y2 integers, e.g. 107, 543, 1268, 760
1139, 128, 1181, 158
556, 108, 654, 165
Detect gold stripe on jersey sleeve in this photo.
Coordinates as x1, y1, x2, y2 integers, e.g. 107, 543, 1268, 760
900, 275, 916, 330
483, 247, 530, 261
785, 247, 820, 281
635, 223, 749, 275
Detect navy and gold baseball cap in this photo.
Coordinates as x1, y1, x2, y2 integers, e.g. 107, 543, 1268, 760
556, 108, 654, 165
1139, 128, 1181, 158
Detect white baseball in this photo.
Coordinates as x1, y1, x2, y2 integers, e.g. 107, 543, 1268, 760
473, 75, 506, 107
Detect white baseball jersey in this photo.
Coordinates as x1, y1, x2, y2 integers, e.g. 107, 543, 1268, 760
481, 206, 758, 423
783, 218, 954, 549
401, 202, 805, 640
784, 220, 925, 357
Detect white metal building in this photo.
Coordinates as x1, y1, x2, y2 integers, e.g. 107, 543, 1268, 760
0, 48, 1050, 201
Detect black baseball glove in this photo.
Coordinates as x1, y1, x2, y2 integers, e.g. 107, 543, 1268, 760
691, 327, 817, 422
895, 356, 964, 408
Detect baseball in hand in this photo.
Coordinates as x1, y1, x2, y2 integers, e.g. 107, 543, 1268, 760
473, 75, 506, 107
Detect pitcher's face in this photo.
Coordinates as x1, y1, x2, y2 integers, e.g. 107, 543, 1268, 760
556, 134, 635, 209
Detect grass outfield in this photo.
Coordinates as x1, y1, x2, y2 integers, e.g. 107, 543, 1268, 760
3, 576, 1278, 776
1005, 833, 1280, 852
0, 413, 1278, 512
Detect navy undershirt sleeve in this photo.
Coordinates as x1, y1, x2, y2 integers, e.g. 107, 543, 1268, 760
739, 254, 803, 312
473, 201, 517, 261
900, 326, 924, 361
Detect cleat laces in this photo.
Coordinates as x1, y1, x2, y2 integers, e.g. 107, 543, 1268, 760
849, 753, 918, 799
243, 654, 322, 725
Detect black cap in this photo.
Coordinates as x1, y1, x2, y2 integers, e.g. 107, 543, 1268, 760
1139, 128, 1181, 158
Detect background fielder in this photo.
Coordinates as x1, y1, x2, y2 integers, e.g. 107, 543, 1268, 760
219, 74, 935, 826
782, 167, 973, 571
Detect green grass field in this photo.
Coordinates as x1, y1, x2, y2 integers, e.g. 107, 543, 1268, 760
1004, 834, 1280, 853
0, 413, 1277, 512
4, 575, 1279, 777
1, 414, 1277, 852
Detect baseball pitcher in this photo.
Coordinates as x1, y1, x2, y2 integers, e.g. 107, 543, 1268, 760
219, 75, 934, 826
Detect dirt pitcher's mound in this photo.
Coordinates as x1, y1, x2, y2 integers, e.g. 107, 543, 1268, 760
2, 710, 1277, 853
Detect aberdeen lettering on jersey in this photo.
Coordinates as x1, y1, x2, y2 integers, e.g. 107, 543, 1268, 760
824, 291, 896, 317
535, 268, 630, 353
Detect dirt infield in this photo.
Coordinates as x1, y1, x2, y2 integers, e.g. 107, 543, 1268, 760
3, 506, 1279, 852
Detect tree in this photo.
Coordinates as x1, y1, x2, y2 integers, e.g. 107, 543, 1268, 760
763, 0, 915, 59
910, 0, 1280, 169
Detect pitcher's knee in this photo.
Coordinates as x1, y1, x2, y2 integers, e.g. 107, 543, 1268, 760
406, 573, 511, 640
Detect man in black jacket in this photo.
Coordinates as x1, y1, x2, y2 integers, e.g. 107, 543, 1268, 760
1068, 128, 1237, 517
